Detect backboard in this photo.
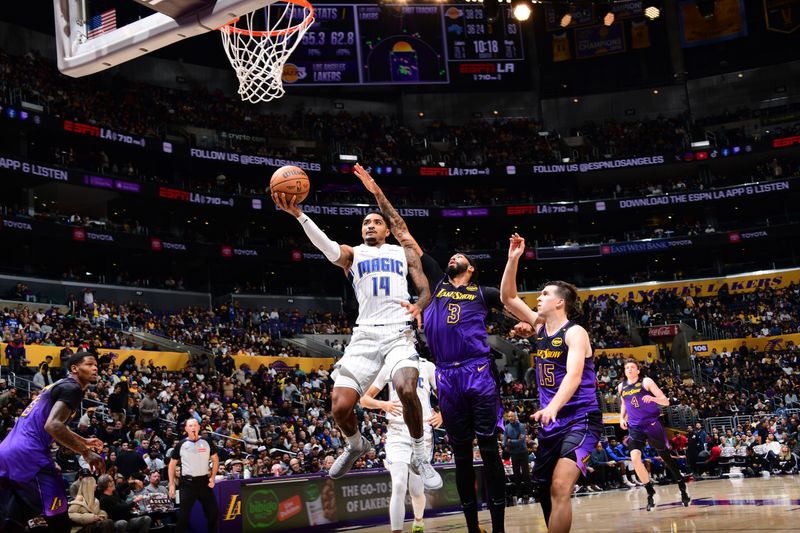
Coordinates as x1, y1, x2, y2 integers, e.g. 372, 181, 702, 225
53, 0, 275, 77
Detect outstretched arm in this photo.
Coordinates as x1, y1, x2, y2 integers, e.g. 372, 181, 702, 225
273, 192, 354, 271
354, 164, 423, 256
500, 233, 540, 325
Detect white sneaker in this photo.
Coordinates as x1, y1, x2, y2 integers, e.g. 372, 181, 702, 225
517, 497, 524, 504
410, 453, 443, 490
623, 479, 636, 487
328, 435, 370, 479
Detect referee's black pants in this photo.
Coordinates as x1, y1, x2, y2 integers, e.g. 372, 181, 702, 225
177, 476, 218, 533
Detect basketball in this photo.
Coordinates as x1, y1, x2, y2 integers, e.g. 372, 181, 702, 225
270, 165, 310, 203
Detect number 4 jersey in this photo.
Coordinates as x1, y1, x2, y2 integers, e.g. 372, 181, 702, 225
348, 243, 411, 325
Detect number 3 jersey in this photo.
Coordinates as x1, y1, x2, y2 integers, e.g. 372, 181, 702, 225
348, 243, 411, 326
534, 321, 598, 432
422, 274, 502, 365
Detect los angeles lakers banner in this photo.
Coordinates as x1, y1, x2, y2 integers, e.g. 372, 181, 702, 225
519, 268, 800, 305
552, 32, 571, 61
689, 333, 800, 356
764, 0, 800, 33
631, 19, 651, 48
679, 0, 748, 47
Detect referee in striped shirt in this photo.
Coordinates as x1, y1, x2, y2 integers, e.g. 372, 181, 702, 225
168, 418, 220, 532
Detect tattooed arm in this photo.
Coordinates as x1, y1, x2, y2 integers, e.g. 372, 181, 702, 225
353, 164, 423, 257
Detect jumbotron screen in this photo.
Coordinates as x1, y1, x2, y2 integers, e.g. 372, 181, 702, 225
274, 3, 528, 87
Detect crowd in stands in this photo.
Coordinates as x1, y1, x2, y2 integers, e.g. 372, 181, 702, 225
0, 286, 798, 530
5, 48, 799, 177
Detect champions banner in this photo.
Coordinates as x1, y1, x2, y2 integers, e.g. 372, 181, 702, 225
575, 22, 626, 59
519, 268, 800, 304
679, 0, 748, 47
689, 333, 800, 356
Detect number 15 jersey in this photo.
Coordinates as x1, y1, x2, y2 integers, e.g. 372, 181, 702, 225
348, 243, 410, 325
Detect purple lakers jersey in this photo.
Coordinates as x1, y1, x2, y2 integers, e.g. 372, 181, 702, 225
534, 321, 598, 426
620, 379, 661, 427
423, 278, 497, 364
0, 377, 83, 482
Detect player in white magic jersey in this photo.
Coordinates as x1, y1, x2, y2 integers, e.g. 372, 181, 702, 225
361, 358, 441, 533
274, 183, 441, 490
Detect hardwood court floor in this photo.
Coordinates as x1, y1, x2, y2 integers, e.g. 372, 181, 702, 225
350, 476, 800, 532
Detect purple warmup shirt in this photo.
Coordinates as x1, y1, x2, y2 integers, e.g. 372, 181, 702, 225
534, 321, 598, 434
620, 378, 661, 427
0, 376, 83, 482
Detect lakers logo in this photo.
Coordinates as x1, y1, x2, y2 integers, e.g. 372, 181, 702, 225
551, 337, 563, 347
466, 285, 478, 292
281, 63, 307, 84
50, 497, 63, 511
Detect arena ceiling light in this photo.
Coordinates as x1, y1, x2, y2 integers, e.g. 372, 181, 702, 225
556, 4, 573, 27
603, 10, 615, 26
512, 0, 533, 21
644, 0, 661, 20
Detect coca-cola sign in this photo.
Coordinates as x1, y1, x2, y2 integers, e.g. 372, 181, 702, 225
648, 325, 680, 337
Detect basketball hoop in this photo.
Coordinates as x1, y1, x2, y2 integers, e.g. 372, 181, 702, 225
219, 0, 315, 103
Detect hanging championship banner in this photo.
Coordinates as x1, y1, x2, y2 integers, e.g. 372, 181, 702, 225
552, 32, 571, 61
679, 0, 748, 47
574, 22, 626, 59
631, 19, 651, 48
764, 0, 800, 33
611, 0, 644, 19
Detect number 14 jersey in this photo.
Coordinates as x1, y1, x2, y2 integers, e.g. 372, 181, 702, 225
348, 243, 411, 325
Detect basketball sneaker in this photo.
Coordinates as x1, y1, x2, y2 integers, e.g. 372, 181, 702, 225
411, 522, 424, 533
410, 453, 443, 490
679, 479, 691, 507
328, 435, 371, 479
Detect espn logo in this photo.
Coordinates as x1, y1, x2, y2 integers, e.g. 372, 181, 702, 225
419, 167, 449, 177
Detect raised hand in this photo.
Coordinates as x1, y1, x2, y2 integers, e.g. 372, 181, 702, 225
353, 164, 382, 195
508, 233, 526, 260
272, 192, 302, 217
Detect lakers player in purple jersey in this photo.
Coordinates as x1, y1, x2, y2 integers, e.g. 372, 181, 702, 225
619, 359, 690, 511
354, 164, 511, 533
0, 352, 105, 532
501, 234, 601, 533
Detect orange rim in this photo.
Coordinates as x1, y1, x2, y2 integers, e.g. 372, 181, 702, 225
219, 0, 315, 38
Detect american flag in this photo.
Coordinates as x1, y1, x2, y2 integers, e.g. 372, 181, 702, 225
87, 9, 117, 39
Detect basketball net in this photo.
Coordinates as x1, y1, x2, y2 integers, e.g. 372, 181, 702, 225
219, 0, 315, 103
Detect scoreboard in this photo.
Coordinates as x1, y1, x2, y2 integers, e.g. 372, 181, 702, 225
276, 4, 528, 87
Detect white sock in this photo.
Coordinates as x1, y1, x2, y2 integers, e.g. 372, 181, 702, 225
346, 431, 363, 449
